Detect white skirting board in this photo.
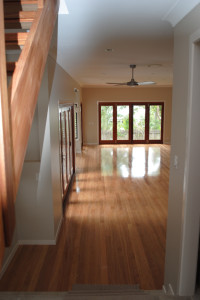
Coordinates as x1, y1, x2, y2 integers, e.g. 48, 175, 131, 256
55, 216, 63, 243
168, 284, 175, 295
162, 283, 175, 295
83, 143, 98, 145
18, 240, 56, 245
18, 217, 63, 245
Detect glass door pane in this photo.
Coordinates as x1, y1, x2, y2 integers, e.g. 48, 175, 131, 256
101, 105, 114, 141
65, 111, 70, 182
117, 105, 129, 141
59, 111, 69, 195
133, 105, 146, 141
68, 109, 73, 176
149, 105, 162, 141
59, 104, 75, 199
59, 112, 66, 194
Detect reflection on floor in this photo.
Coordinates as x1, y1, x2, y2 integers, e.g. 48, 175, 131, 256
71, 144, 170, 290
101, 146, 161, 178
0, 144, 170, 292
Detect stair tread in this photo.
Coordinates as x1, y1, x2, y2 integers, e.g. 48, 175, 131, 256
4, 1, 38, 3
5, 22, 32, 30
4, 11, 36, 21
69, 284, 147, 296
72, 284, 141, 291
6, 61, 17, 75
4, 1, 38, 13
6, 61, 17, 69
5, 32, 28, 46
0, 292, 158, 300
69, 290, 147, 294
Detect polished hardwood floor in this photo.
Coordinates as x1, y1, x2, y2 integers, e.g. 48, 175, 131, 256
0, 145, 170, 291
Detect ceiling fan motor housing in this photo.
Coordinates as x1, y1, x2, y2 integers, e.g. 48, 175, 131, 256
127, 79, 138, 86
130, 64, 136, 69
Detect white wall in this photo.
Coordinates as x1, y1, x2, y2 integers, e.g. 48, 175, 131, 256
14, 55, 81, 244
164, 3, 200, 296
15, 57, 55, 244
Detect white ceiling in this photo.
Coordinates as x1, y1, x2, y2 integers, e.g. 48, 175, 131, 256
55, 0, 200, 88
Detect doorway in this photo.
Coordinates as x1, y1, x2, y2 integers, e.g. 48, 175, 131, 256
59, 104, 75, 201
99, 102, 164, 144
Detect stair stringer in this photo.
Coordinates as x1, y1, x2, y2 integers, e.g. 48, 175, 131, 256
1, 0, 60, 247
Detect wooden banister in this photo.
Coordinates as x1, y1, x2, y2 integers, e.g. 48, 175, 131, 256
0, 0, 16, 248
10, 0, 59, 193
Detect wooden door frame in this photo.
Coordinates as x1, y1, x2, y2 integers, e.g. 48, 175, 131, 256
99, 101, 164, 145
132, 103, 147, 144
148, 102, 164, 144
99, 102, 115, 144
115, 103, 132, 144
59, 104, 76, 202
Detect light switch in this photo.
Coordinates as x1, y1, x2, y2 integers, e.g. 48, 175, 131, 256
174, 155, 178, 169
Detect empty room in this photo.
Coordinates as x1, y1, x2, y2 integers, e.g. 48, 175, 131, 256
0, 0, 200, 298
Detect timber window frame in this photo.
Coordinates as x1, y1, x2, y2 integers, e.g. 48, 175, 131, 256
99, 102, 164, 145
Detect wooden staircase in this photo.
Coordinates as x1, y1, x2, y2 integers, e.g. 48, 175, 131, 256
4, 0, 37, 30
4, 0, 39, 75
0, 0, 60, 268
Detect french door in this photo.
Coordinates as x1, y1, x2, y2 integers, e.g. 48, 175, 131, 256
99, 102, 164, 144
59, 105, 75, 199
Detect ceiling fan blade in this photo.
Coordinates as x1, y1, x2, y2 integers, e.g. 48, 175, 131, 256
138, 81, 156, 85
106, 82, 127, 85
106, 66, 156, 87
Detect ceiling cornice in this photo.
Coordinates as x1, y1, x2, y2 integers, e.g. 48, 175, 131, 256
162, 0, 200, 27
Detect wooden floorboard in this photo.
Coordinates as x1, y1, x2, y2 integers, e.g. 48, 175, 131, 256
0, 144, 170, 291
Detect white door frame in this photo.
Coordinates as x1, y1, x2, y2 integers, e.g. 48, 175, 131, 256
178, 29, 200, 296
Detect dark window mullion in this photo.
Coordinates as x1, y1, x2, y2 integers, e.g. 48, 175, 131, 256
145, 104, 149, 143
113, 104, 117, 143
129, 104, 133, 142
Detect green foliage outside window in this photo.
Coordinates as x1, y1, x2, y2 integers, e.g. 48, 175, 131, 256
117, 106, 129, 140
101, 104, 162, 141
101, 106, 113, 140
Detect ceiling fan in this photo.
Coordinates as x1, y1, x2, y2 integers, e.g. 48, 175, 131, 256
106, 64, 156, 86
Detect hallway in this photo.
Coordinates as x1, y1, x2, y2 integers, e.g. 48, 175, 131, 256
0, 145, 170, 291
